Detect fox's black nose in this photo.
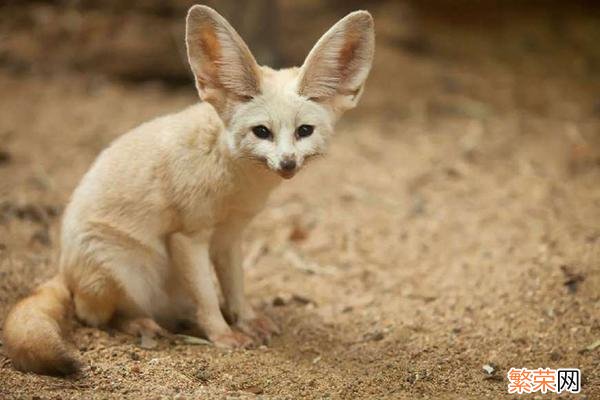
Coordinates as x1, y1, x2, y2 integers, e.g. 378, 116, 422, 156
279, 158, 297, 171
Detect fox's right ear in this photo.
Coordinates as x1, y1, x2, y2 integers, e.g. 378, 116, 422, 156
185, 5, 261, 119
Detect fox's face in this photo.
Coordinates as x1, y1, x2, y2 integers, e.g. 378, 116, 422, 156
185, 6, 374, 179
224, 68, 334, 179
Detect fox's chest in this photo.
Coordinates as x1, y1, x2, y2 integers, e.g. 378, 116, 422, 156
178, 177, 278, 234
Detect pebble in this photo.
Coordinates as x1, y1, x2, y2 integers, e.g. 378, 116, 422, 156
243, 385, 263, 395
196, 368, 210, 383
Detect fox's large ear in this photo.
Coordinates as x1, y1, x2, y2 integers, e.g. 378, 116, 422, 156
186, 5, 261, 117
297, 11, 375, 115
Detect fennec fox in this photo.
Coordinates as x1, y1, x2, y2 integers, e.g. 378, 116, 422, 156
3, 5, 374, 375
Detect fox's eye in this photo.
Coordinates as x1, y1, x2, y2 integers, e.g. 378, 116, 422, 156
252, 125, 272, 140
297, 124, 314, 138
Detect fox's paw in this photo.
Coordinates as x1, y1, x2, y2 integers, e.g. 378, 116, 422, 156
236, 313, 280, 345
119, 317, 168, 339
209, 330, 254, 349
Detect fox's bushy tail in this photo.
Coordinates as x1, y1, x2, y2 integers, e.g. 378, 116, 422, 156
2, 276, 80, 375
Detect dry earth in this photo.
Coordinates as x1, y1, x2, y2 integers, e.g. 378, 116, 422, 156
1, 3, 600, 399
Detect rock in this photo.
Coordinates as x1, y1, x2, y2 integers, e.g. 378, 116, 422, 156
482, 363, 502, 381
482, 364, 495, 375
272, 295, 286, 306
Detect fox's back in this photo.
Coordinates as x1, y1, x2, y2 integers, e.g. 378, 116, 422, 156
60, 103, 225, 247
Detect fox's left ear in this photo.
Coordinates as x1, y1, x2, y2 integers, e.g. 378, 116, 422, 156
186, 5, 261, 119
297, 11, 375, 115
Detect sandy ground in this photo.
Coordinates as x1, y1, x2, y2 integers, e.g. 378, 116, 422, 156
1, 4, 600, 399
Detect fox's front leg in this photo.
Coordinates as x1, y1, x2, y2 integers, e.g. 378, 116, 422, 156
169, 233, 253, 348
210, 220, 280, 344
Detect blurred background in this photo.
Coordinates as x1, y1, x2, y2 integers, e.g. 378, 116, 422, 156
1, 1, 599, 398
1, 1, 600, 89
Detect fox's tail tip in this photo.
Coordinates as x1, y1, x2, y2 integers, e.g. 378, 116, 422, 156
4, 323, 83, 376
44, 355, 81, 376
9, 349, 82, 376
3, 275, 80, 376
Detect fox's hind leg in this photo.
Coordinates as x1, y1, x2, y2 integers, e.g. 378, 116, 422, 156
70, 262, 168, 341
71, 269, 120, 328
73, 274, 166, 340
67, 235, 169, 334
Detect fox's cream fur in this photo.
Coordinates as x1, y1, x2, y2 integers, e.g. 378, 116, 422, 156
3, 5, 374, 375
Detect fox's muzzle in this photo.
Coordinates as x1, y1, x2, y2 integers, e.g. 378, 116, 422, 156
277, 156, 297, 179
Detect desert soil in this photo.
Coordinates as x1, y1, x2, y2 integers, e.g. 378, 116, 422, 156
1, 3, 599, 399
